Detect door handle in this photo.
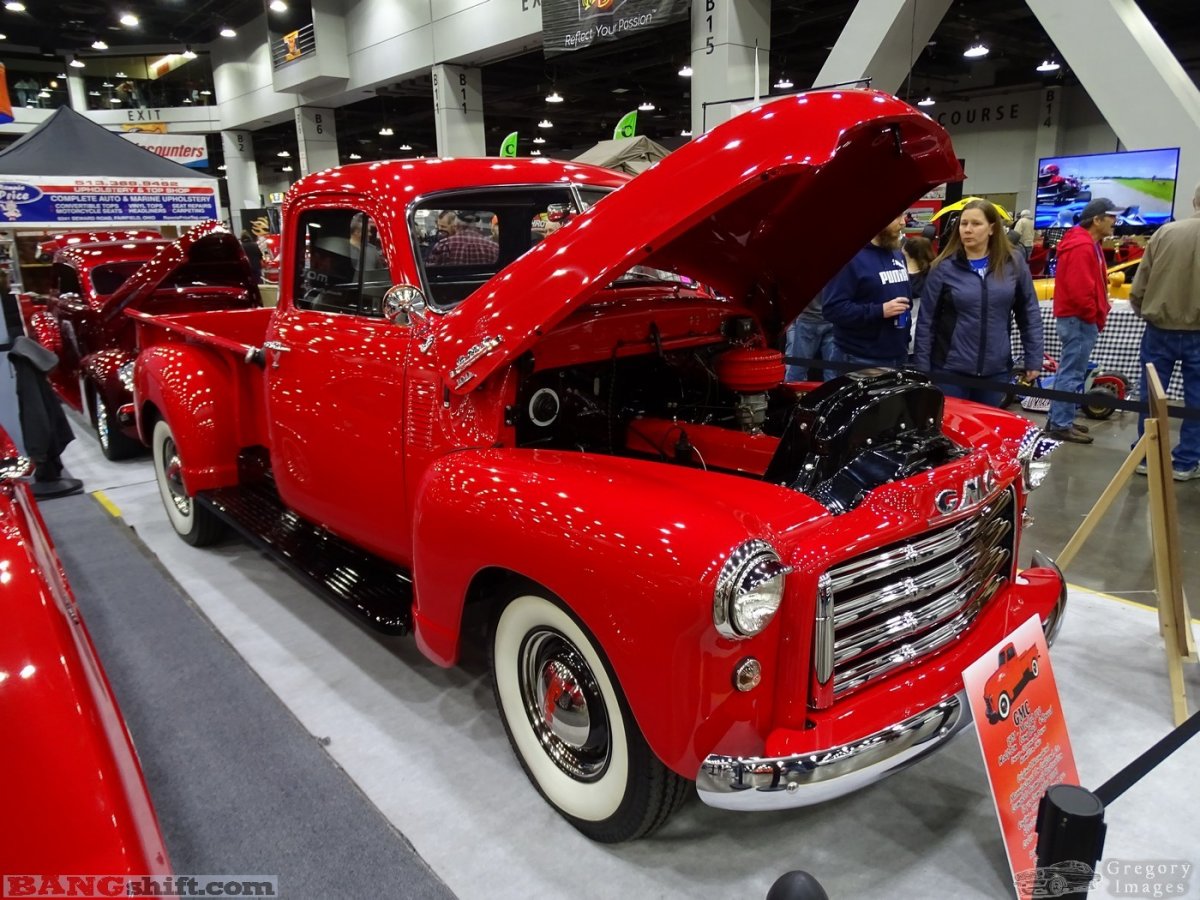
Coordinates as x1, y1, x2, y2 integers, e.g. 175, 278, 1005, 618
262, 341, 290, 352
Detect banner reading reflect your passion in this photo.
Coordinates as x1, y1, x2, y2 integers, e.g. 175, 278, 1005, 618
543, 0, 690, 58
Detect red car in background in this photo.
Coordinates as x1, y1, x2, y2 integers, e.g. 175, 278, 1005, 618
0, 427, 170, 881
983, 641, 1041, 723
36, 230, 163, 260
21, 222, 262, 459
259, 233, 282, 284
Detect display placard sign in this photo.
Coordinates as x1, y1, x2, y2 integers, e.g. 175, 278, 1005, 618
0, 175, 218, 227
542, 0, 690, 57
962, 614, 1081, 900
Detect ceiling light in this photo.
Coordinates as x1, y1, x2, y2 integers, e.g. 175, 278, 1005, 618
0, 34, 6, 41
200, 89, 211, 96
270, 0, 288, 11
182, 97, 192, 104
217, 164, 226, 171
545, 90, 563, 103
538, 119, 553, 128
963, 38, 989, 59
680, 129, 692, 137
91, 39, 108, 50
119, 13, 139, 26
378, 126, 393, 136
37, 90, 49, 98
4, 2, 25, 11
110, 97, 122, 104
638, 100, 655, 112
281, 165, 293, 172
102, 81, 114, 87
1037, 58, 1061, 72
348, 153, 361, 160
399, 143, 412, 151
774, 77, 794, 90
88, 90, 100, 96
611, 87, 629, 94
917, 94, 935, 107
532, 136, 546, 144
277, 150, 290, 157
678, 64, 692, 78
69, 56, 85, 68
220, 26, 237, 38
115, 71, 127, 78
183, 46, 197, 59
531, 149, 542, 156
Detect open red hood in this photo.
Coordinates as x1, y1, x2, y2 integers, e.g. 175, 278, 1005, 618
434, 89, 962, 393
105, 220, 261, 320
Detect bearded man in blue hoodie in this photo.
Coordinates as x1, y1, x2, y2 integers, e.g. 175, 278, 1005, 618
823, 213, 912, 370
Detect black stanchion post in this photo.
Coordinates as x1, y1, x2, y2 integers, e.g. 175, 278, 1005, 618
766, 870, 829, 900
1034, 784, 1106, 898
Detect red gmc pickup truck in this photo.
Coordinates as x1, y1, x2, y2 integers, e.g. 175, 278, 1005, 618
131, 89, 1067, 842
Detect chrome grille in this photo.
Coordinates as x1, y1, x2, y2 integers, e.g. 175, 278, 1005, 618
811, 489, 1014, 707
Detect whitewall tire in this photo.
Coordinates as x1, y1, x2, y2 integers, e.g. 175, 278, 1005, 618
490, 590, 687, 842
152, 419, 223, 546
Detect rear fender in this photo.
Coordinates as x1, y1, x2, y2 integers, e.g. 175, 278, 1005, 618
27, 312, 62, 356
411, 448, 794, 775
133, 345, 242, 492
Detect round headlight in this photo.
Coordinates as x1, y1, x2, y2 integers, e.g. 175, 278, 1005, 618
1018, 427, 1059, 492
713, 539, 791, 639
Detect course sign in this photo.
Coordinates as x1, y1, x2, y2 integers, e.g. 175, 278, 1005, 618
0, 175, 218, 227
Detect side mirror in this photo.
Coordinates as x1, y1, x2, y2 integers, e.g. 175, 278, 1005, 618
0, 456, 34, 482
383, 284, 428, 326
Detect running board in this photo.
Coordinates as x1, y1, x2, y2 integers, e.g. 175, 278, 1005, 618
197, 482, 413, 635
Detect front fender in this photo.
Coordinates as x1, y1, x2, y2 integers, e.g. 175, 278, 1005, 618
81, 349, 135, 412
411, 448, 811, 776
27, 312, 62, 356
134, 344, 244, 492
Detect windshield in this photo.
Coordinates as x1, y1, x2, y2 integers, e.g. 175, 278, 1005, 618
91, 261, 148, 296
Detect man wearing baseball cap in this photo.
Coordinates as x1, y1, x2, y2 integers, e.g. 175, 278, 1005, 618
1045, 197, 1122, 442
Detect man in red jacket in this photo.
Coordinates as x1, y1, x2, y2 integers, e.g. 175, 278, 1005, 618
1045, 198, 1121, 442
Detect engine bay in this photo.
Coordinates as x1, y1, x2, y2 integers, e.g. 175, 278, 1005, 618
510, 313, 967, 513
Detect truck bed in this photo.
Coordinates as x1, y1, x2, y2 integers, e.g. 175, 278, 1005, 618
129, 306, 275, 355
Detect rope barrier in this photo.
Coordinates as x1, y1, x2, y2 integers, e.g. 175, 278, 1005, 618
782, 356, 1200, 422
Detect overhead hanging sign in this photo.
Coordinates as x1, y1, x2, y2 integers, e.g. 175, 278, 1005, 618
542, 0, 690, 57
120, 132, 208, 168
0, 175, 218, 227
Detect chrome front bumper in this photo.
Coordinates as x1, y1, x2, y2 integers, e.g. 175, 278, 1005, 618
696, 556, 1068, 812
696, 691, 972, 811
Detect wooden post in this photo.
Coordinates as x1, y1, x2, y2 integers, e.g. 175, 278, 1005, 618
1055, 364, 1194, 724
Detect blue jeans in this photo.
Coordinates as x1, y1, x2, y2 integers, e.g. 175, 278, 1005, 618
933, 369, 1009, 407
1047, 316, 1100, 430
1137, 326, 1200, 469
785, 319, 837, 382
830, 344, 907, 373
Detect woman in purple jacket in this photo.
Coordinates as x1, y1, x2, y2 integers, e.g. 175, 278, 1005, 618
913, 200, 1043, 405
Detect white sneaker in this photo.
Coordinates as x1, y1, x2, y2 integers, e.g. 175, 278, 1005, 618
1173, 464, 1200, 482
1135, 460, 1148, 476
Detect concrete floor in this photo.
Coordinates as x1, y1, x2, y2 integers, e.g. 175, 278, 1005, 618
1021, 407, 1200, 608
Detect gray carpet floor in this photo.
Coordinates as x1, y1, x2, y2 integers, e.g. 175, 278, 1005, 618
40, 493, 456, 900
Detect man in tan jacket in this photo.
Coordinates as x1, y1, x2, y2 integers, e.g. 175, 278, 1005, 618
1130, 182, 1200, 480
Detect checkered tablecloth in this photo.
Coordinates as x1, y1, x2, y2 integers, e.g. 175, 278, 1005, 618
1011, 300, 1186, 401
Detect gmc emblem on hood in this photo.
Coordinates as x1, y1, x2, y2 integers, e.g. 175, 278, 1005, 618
933, 470, 997, 518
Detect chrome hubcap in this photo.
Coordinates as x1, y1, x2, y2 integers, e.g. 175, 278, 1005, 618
162, 437, 190, 517
95, 397, 109, 450
519, 629, 610, 782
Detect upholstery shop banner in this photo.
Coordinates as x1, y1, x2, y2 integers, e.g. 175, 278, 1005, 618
543, 0, 690, 57
0, 176, 218, 227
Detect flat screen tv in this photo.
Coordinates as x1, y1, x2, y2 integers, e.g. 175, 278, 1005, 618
1034, 147, 1179, 230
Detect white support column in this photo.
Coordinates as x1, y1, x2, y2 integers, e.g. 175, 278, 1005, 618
1026, 0, 1200, 219
65, 71, 89, 114
690, 0, 770, 134
221, 130, 262, 225
432, 64, 485, 157
814, 0, 952, 95
295, 107, 339, 175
